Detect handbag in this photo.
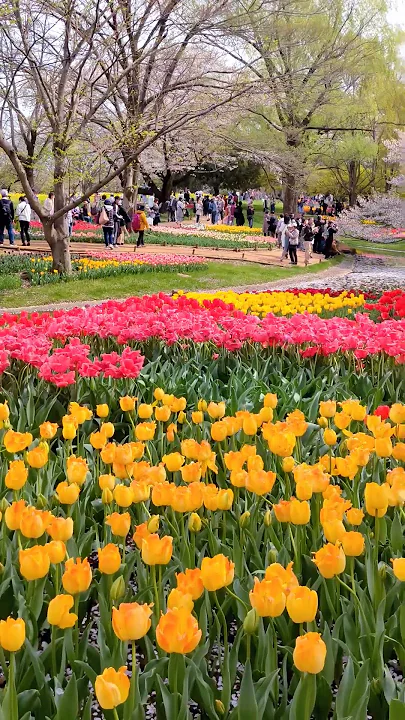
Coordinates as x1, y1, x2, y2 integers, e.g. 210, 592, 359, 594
99, 207, 109, 225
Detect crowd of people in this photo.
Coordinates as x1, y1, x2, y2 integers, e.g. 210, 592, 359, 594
0, 186, 340, 260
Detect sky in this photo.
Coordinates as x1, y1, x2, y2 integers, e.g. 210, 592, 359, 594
387, 1, 405, 57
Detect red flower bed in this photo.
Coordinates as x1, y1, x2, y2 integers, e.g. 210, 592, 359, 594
365, 289, 405, 320
0, 293, 404, 386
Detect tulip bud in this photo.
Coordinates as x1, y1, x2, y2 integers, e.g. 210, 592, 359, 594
36, 494, 48, 509
243, 607, 259, 634
215, 700, 225, 715
267, 548, 278, 564
263, 509, 272, 527
198, 399, 208, 412
110, 575, 126, 602
239, 511, 250, 529
102, 488, 113, 505
188, 512, 202, 533
317, 417, 328, 428
0, 563, 5, 576
0, 497, 9, 513
177, 411, 186, 424
147, 515, 160, 533
378, 563, 386, 581
3, 419, 11, 430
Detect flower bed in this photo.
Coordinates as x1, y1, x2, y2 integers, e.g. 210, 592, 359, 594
14, 253, 206, 285
0, 293, 405, 392
174, 289, 367, 318
365, 289, 405, 320
0, 384, 404, 719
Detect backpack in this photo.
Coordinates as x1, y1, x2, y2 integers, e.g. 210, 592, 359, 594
0, 199, 12, 222
99, 207, 109, 225
131, 213, 141, 231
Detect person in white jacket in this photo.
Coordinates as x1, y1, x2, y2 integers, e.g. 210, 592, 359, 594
16, 196, 31, 246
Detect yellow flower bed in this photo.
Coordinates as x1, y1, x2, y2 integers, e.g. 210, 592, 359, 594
206, 224, 262, 234
175, 290, 365, 317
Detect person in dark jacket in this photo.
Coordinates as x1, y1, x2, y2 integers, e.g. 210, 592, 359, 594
234, 201, 245, 226
324, 221, 338, 259
0, 189, 15, 245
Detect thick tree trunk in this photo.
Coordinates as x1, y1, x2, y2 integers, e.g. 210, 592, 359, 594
122, 161, 140, 212
43, 221, 72, 274
282, 171, 298, 215
160, 172, 173, 204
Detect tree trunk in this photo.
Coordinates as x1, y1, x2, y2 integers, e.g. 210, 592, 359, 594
348, 160, 358, 206
43, 221, 72, 274
282, 171, 297, 215
122, 161, 140, 212
160, 172, 173, 204
213, 182, 220, 195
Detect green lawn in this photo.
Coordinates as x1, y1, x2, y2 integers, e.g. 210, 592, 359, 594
0, 258, 339, 309
343, 237, 405, 257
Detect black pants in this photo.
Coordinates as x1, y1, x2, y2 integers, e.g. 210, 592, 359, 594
20, 221, 30, 245
324, 237, 333, 258
137, 230, 144, 247
289, 245, 297, 264
313, 234, 322, 253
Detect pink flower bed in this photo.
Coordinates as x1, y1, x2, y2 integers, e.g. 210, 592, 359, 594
84, 251, 206, 266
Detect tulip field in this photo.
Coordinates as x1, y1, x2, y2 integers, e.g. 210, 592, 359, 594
0, 287, 404, 720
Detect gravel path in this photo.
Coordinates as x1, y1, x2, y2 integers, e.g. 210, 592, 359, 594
1, 255, 404, 315
223, 255, 405, 293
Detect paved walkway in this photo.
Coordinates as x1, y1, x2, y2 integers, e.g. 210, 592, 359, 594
0, 238, 317, 269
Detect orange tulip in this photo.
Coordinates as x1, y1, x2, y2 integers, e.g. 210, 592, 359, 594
341, 531, 364, 557
200, 554, 234, 591
313, 543, 346, 578
46, 540, 66, 564
293, 632, 326, 674
47, 594, 78, 628
112, 602, 153, 640
264, 562, 299, 593
4, 430, 33, 453
106, 512, 131, 538
286, 586, 318, 623
141, 534, 173, 565
19, 545, 50, 580
62, 558, 92, 594
156, 608, 201, 653
249, 577, 286, 617
5, 460, 28, 490
98, 544, 121, 574
176, 568, 204, 600
95, 666, 130, 710
0, 617, 26, 651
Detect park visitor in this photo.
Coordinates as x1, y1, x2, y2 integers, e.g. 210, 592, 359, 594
176, 196, 185, 223
132, 205, 148, 247
43, 192, 54, 216
0, 189, 15, 246
313, 215, 325, 253
302, 218, 314, 266
16, 195, 32, 246
324, 220, 338, 259
195, 198, 203, 223
247, 203, 255, 228
99, 198, 115, 248
234, 201, 245, 226
286, 221, 299, 265
279, 215, 289, 258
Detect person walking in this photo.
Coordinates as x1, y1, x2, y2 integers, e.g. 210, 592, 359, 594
0, 190, 15, 246
169, 195, 177, 222
313, 215, 325, 254
302, 219, 314, 266
99, 198, 114, 248
234, 201, 245, 226
286, 221, 299, 265
210, 197, 218, 225
16, 195, 31, 246
132, 205, 149, 247
275, 214, 285, 249
262, 210, 270, 236
268, 212, 278, 238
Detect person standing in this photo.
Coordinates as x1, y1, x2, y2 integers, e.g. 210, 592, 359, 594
262, 210, 270, 236
324, 221, 338, 258
234, 201, 245, 226
100, 198, 114, 248
286, 221, 299, 265
43, 192, 54, 216
302, 219, 314, 266
169, 195, 177, 222
16, 195, 31, 246
247, 204, 255, 229
313, 215, 325, 254
0, 190, 15, 246
279, 215, 290, 260
176, 196, 184, 223
210, 197, 218, 225
195, 197, 203, 224
268, 212, 277, 238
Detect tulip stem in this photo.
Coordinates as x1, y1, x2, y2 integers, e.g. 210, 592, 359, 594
74, 595, 79, 658
374, 517, 380, 566
213, 591, 229, 678
246, 634, 251, 661
112, 710, 120, 720
225, 587, 248, 612
7, 652, 18, 720
51, 625, 57, 678
130, 640, 137, 715
151, 566, 160, 618
0, 646, 8, 680
335, 575, 369, 630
